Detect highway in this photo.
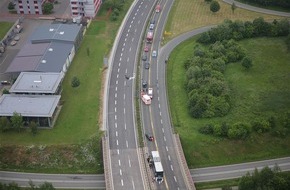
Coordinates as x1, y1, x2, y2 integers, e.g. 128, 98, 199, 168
105, 0, 155, 189
140, 0, 193, 189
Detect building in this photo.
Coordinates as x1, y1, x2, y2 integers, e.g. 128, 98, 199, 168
9, 72, 64, 95
70, 0, 102, 18
15, 0, 45, 15
6, 24, 83, 75
0, 94, 61, 127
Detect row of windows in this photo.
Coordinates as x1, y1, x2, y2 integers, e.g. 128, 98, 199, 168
19, 5, 38, 9
72, 7, 84, 10
71, 2, 83, 5
19, 10, 40, 14
18, 0, 38, 3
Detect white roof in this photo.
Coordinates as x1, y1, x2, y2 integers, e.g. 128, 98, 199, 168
9, 72, 64, 94
152, 151, 163, 172
0, 94, 61, 117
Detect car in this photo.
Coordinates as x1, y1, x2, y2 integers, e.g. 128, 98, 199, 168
144, 62, 150, 69
145, 134, 154, 141
149, 24, 154, 30
142, 54, 147, 61
142, 81, 148, 89
156, 4, 161, 13
152, 50, 157, 57
144, 45, 149, 52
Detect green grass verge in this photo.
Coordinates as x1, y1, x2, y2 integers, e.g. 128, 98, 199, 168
0, 22, 13, 39
195, 178, 240, 190
167, 36, 290, 168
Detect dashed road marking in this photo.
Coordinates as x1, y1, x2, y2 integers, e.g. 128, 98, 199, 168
168, 155, 171, 161
116, 131, 118, 137
118, 159, 121, 166
166, 146, 168, 151
174, 176, 177, 182
126, 140, 128, 148
120, 169, 122, 176
171, 165, 173, 171
116, 139, 119, 146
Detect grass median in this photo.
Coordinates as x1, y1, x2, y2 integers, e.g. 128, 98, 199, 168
0, 22, 13, 39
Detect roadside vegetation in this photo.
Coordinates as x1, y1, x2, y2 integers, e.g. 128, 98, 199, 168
237, 0, 290, 12
0, 0, 133, 173
164, 0, 285, 40
167, 34, 290, 168
0, 22, 13, 39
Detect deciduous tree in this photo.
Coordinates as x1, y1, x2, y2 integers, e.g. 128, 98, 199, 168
210, 0, 220, 13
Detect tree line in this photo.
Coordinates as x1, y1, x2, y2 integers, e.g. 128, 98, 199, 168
241, 0, 290, 9
0, 181, 54, 190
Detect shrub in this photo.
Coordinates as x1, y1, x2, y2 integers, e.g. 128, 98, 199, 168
210, 0, 221, 13
199, 124, 214, 135
71, 76, 80, 88
241, 56, 253, 70
228, 122, 251, 139
2, 88, 9, 94
252, 119, 271, 133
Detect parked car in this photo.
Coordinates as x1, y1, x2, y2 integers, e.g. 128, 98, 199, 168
145, 134, 154, 141
144, 62, 150, 69
142, 54, 147, 61
152, 50, 157, 57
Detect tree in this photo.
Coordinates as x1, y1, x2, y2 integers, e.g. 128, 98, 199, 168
39, 182, 55, 190
43, 2, 54, 14
241, 56, 253, 70
11, 112, 23, 132
29, 121, 38, 136
0, 117, 11, 132
8, 2, 15, 10
2, 88, 10, 94
210, 1, 220, 13
231, 2, 237, 14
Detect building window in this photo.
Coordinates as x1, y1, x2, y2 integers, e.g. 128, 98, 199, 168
36, 11, 39, 14
35, 6, 38, 9
71, 1, 77, 4
34, 1, 37, 3
20, 11, 24, 14
18, 0, 22, 3
19, 5, 23, 8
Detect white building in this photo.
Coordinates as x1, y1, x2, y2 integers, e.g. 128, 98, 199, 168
15, 0, 45, 15
70, 0, 102, 18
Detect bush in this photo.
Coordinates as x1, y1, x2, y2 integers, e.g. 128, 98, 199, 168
228, 122, 251, 139
252, 119, 271, 133
210, 0, 221, 13
199, 124, 214, 135
43, 2, 54, 14
71, 76, 80, 88
2, 88, 9, 94
241, 56, 253, 70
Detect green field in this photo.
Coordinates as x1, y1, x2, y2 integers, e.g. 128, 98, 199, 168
0, 22, 13, 39
167, 37, 290, 168
165, 0, 285, 40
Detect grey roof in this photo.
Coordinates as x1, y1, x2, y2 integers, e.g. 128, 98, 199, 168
0, 94, 61, 117
6, 42, 73, 73
30, 24, 82, 44
9, 72, 64, 94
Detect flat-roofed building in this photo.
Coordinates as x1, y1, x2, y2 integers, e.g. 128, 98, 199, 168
15, 0, 45, 15
70, 0, 102, 18
0, 94, 61, 127
9, 72, 64, 95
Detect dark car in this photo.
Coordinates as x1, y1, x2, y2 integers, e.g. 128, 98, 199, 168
142, 81, 148, 89
142, 54, 147, 61
144, 62, 150, 69
145, 134, 154, 141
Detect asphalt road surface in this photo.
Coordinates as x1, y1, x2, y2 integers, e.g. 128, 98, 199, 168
105, 0, 155, 189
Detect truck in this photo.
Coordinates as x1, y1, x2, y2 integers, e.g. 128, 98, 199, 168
148, 88, 153, 99
146, 32, 153, 43
141, 91, 151, 105
156, 4, 161, 13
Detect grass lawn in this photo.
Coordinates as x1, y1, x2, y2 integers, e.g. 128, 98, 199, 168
167, 36, 290, 168
164, 0, 286, 40
0, 22, 13, 39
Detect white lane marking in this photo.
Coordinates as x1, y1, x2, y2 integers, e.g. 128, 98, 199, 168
133, 16, 135, 20
125, 123, 127, 130
129, 47, 131, 52
117, 149, 119, 155
120, 53, 123, 57
123, 42, 125, 46
158, 104, 160, 109
161, 119, 163, 124
115, 93, 117, 98
116, 131, 118, 137
117, 74, 119, 78
135, 12, 137, 16
122, 47, 124, 51
158, 97, 160, 101
131, 20, 133, 24
118, 68, 120, 73
128, 158, 131, 167
135, 29, 137, 33
125, 68, 128, 73
124, 108, 126, 114
168, 155, 171, 161
141, 12, 144, 16
178, 188, 180, 190
164, 136, 166, 141
162, 128, 164, 133
126, 33, 128, 37
174, 176, 177, 182
127, 29, 130, 32
124, 38, 127, 42
116, 139, 119, 146
124, 94, 126, 100
118, 159, 121, 166
116, 80, 118, 85
124, 81, 126, 86
138, 20, 140, 24
126, 140, 128, 148
115, 123, 117, 128
115, 115, 117, 120
140, 1, 143, 4
145, 5, 147, 8
115, 86, 118, 91
132, 179, 135, 189
118, 62, 121, 67
166, 146, 168, 151
114, 107, 116, 112
137, 9, 139, 12
120, 169, 122, 176
160, 111, 162, 116
132, 38, 134, 42
121, 179, 124, 186
115, 100, 117, 105
171, 165, 174, 171
127, 57, 130, 62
